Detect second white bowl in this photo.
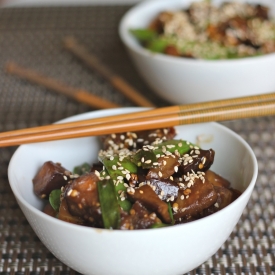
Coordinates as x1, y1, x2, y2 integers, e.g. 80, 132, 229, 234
119, 0, 275, 104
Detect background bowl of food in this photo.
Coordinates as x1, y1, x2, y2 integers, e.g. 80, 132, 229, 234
8, 107, 257, 275
119, 0, 275, 104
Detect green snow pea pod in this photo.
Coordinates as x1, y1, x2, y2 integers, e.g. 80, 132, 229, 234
49, 189, 62, 212
130, 28, 157, 42
97, 179, 121, 229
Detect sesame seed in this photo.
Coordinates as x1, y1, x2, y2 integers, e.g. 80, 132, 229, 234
167, 144, 175, 149
172, 203, 179, 212
127, 187, 135, 195
70, 190, 79, 197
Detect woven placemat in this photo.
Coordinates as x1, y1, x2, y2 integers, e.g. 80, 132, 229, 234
0, 4, 274, 275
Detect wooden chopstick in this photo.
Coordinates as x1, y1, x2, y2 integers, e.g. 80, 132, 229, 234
63, 36, 155, 108
0, 96, 274, 147
2, 91, 275, 138
5, 62, 120, 109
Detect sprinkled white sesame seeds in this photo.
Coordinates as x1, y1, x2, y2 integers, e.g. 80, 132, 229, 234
94, 170, 101, 178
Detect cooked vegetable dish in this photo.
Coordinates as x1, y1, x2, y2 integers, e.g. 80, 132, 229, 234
130, 1, 275, 59
33, 127, 241, 230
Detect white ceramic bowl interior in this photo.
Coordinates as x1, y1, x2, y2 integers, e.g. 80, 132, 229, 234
8, 108, 258, 275
119, 0, 275, 104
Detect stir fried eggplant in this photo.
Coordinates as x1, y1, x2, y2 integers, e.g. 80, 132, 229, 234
33, 161, 71, 199
33, 127, 241, 230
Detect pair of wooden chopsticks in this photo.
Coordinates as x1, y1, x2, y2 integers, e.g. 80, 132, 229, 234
5, 36, 155, 109
0, 91, 274, 147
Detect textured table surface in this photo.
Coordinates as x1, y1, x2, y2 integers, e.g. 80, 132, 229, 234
0, 4, 274, 275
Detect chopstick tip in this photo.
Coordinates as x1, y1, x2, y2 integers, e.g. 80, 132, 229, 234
63, 36, 77, 49
5, 61, 17, 74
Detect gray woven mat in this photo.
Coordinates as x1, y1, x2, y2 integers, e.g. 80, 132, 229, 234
0, 5, 274, 275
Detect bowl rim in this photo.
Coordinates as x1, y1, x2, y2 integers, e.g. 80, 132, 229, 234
119, 0, 275, 65
8, 108, 258, 234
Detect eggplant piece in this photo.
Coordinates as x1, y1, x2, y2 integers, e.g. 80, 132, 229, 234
43, 202, 57, 218
200, 186, 236, 217
127, 185, 172, 224
173, 177, 217, 222
147, 155, 180, 179
204, 170, 230, 188
120, 201, 161, 230
63, 172, 103, 227
147, 178, 179, 201
254, 4, 269, 19
100, 127, 176, 151
58, 199, 84, 225
135, 128, 176, 147
91, 162, 103, 173
179, 148, 215, 174
33, 161, 71, 199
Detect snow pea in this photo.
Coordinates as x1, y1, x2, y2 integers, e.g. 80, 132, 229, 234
49, 189, 62, 212
131, 139, 194, 169
97, 179, 121, 229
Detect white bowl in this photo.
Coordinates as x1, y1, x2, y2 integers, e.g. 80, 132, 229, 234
8, 108, 257, 275
119, 0, 275, 104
